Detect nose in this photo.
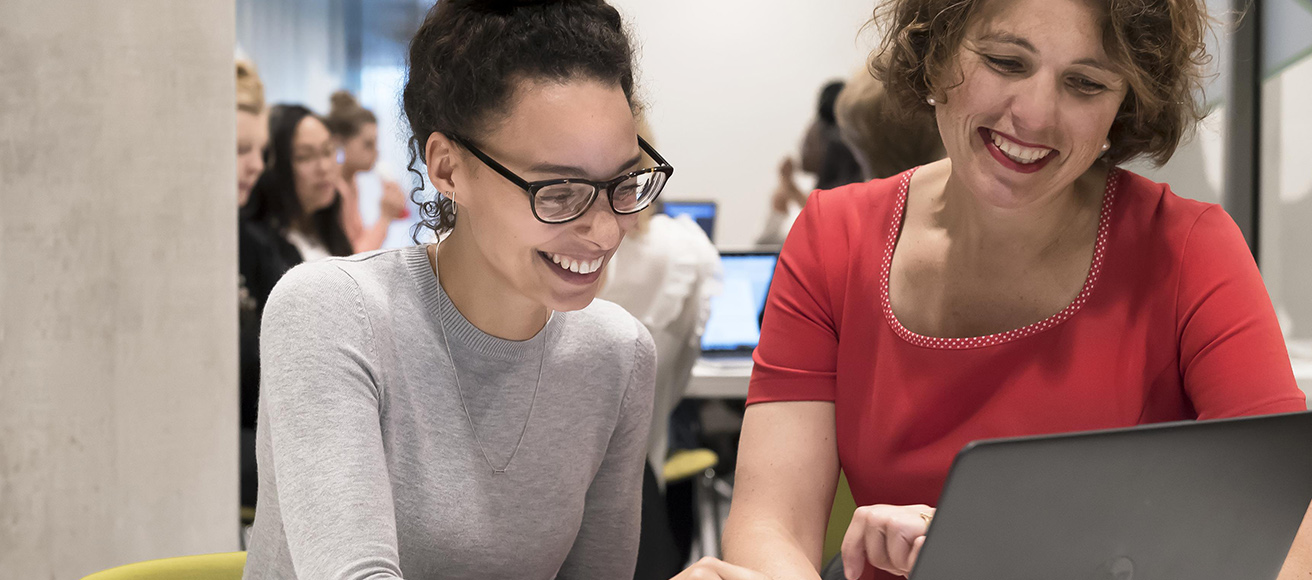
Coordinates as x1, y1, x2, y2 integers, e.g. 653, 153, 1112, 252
250, 154, 265, 178
572, 194, 625, 248
1007, 73, 1061, 136
319, 154, 335, 177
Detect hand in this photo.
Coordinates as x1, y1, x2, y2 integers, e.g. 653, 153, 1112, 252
840, 504, 935, 579
671, 557, 770, 580
778, 157, 796, 181
771, 158, 804, 214
380, 178, 407, 220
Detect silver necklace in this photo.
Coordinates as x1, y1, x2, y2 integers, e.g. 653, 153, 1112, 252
437, 311, 548, 475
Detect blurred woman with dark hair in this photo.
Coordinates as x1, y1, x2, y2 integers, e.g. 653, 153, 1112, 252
244, 104, 353, 264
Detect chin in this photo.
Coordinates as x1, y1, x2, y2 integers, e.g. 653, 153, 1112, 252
545, 288, 599, 313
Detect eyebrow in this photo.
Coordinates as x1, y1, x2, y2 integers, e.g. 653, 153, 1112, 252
527, 152, 644, 180
977, 31, 1118, 73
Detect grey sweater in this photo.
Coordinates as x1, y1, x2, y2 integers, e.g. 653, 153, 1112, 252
243, 245, 656, 580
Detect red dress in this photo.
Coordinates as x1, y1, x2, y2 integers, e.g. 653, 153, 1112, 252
746, 168, 1307, 580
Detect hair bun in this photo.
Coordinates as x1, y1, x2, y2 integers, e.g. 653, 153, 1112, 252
329, 90, 360, 113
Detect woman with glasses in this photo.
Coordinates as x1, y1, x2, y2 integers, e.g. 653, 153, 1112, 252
242, 1, 693, 578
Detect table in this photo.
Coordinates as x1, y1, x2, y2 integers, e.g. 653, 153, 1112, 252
685, 359, 751, 399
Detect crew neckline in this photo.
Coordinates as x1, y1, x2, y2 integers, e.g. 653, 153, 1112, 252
405, 244, 556, 360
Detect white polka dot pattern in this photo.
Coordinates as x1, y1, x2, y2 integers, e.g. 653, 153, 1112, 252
880, 168, 1122, 350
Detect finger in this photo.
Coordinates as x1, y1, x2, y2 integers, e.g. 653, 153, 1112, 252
868, 517, 896, 573
841, 508, 872, 580
905, 535, 927, 577
690, 557, 764, 580
885, 512, 923, 574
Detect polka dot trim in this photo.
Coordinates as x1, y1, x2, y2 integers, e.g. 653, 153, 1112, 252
880, 168, 1122, 350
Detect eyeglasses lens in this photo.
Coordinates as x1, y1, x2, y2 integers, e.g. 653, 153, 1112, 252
534, 182, 597, 222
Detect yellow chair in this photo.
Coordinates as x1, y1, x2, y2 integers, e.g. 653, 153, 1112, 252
664, 448, 724, 563
81, 552, 246, 580
663, 448, 719, 482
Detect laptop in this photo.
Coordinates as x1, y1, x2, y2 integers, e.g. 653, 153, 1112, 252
912, 410, 1312, 580
700, 251, 779, 363
662, 200, 717, 242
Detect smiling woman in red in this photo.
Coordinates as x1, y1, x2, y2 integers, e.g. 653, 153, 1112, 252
718, 0, 1309, 578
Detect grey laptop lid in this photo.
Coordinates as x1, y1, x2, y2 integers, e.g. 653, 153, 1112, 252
912, 411, 1312, 580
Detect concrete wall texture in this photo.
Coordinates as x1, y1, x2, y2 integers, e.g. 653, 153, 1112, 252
0, 2, 239, 577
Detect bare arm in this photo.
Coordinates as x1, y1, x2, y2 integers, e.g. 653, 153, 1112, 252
722, 401, 840, 579
350, 178, 406, 253
1279, 503, 1312, 579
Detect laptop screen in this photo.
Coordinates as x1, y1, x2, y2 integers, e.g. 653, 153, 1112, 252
702, 252, 779, 353
662, 201, 717, 242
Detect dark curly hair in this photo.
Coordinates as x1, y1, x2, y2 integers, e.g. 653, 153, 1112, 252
869, 0, 1211, 166
402, 0, 637, 238
243, 104, 354, 258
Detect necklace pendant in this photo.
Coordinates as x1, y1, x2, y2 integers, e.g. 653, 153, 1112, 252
493, 468, 507, 475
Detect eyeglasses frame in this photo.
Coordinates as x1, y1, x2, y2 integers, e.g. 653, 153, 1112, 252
447, 133, 675, 224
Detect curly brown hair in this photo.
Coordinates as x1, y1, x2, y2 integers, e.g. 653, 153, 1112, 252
869, 0, 1212, 166
402, 0, 637, 237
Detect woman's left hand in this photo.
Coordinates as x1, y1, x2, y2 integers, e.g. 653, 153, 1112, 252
840, 504, 935, 579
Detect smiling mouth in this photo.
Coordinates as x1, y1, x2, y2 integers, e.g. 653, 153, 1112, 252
980, 128, 1059, 173
539, 251, 604, 276
986, 129, 1055, 163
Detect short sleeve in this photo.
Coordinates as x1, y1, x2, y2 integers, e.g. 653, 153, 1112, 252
1177, 206, 1307, 418
748, 190, 841, 404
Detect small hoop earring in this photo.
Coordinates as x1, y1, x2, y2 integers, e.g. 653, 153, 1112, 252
445, 191, 458, 215
926, 96, 938, 106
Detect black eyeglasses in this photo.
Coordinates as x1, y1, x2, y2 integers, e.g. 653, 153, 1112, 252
448, 134, 674, 224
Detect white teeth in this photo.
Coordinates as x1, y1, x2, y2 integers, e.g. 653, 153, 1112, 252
990, 130, 1053, 164
546, 253, 604, 275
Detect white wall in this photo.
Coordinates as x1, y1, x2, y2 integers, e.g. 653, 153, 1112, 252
611, 0, 880, 247
1261, 52, 1312, 346
0, 1, 239, 576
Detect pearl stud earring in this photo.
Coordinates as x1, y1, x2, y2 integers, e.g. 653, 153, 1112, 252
926, 96, 938, 106
1101, 140, 1110, 152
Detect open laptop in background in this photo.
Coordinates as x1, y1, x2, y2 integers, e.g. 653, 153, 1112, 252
700, 251, 779, 365
661, 200, 717, 242
911, 410, 1312, 580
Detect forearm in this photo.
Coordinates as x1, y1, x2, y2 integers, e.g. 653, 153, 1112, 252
1278, 502, 1312, 579
723, 518, 823, 580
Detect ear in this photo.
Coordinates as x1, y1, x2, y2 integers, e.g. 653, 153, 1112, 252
424, 132, 461, 193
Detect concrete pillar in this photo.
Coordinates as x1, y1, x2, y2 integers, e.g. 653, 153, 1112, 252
0, 2, 239, 577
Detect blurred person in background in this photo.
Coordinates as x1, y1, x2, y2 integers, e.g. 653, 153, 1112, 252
325, 90, 410, 253
599, 120, 723, 579
236, 57, 269, 510
833, 69, 945, 181
243, 104, 354, 264
758, 81, 865, 246
239, 106, 353, 509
